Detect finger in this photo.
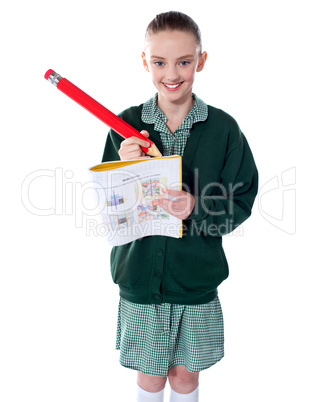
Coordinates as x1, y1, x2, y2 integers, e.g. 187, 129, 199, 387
140, 130, 150, 137
158, 199, 184, 213
121, 144, 148, 157
119, 145, 148, 159
163, 188, 183, 197
135, 156, 151, 159
124, 148, 151, 158
123, 136, 151, 148
123, 143, 146, 153
120, 155, 151, 161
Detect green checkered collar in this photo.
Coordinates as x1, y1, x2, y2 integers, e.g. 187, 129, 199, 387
141, 93, 208, 134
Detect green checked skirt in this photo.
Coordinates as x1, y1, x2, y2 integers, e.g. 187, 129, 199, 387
115, 296, 224, 377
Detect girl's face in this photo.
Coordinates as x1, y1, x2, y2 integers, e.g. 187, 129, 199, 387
142, 30, 207, 106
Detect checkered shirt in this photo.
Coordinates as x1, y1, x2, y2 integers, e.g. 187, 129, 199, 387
141, 93, 208, 157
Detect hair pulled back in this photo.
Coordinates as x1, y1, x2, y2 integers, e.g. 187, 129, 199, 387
145, 11, 202, 53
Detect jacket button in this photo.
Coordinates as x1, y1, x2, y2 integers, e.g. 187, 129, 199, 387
154, 294, 161, 300
155, 273, 162, 279
157, 249, 164, 257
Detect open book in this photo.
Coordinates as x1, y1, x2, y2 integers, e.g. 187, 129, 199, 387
88, 155, 183, 246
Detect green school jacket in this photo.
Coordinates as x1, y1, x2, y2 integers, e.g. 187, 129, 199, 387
101, 102, 258, 305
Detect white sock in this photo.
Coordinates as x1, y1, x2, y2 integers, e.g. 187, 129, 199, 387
169, 386, 199, 402
137, 384, 165, 401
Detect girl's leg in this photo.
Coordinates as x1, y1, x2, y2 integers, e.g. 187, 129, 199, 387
137, 371, 167, 392
168, 366, 199, 401
137, 372, 167, 401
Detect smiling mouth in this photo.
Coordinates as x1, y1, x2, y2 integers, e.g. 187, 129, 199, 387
163, 82, 184, 89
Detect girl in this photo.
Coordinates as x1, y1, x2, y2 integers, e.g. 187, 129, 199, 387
102, 11, 258, 402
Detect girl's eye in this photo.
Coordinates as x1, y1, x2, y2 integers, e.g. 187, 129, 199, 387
180, 61, 190, 66
155, 61, 164, 67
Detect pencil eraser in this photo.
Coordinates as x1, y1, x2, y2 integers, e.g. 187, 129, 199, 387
44, 69, 55, 80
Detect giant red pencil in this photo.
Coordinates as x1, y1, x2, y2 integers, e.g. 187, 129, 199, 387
44, 69, 161, 157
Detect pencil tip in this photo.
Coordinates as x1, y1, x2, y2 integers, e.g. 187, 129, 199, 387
147, 144, 162, 157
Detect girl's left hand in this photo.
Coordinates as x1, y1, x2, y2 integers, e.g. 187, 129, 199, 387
157, 188, 195, 220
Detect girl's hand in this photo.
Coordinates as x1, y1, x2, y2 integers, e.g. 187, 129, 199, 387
157, 188, 195, 220
118, 130, 151, 160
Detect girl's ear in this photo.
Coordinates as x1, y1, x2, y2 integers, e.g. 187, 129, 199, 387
141, 52, 150, 72
196, 51, 207, 72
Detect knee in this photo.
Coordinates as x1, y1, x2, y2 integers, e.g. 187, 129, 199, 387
137, 372, 167, 393
168, 366, 199, 394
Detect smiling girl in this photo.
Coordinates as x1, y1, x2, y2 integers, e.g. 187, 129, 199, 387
141, 28, 207, 137
102, 11, 258, 402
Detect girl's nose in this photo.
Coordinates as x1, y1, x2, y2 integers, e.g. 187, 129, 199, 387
165, 66, 180, 82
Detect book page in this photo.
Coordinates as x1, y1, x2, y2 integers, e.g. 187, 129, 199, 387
89, 156, 182, 246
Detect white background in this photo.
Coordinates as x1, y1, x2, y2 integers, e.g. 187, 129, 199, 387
1, 0, 316, 401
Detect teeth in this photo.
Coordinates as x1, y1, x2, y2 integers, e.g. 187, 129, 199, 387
164, 83, 181, 88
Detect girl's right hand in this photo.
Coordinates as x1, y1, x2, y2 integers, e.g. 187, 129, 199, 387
118, 130, 151, 161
